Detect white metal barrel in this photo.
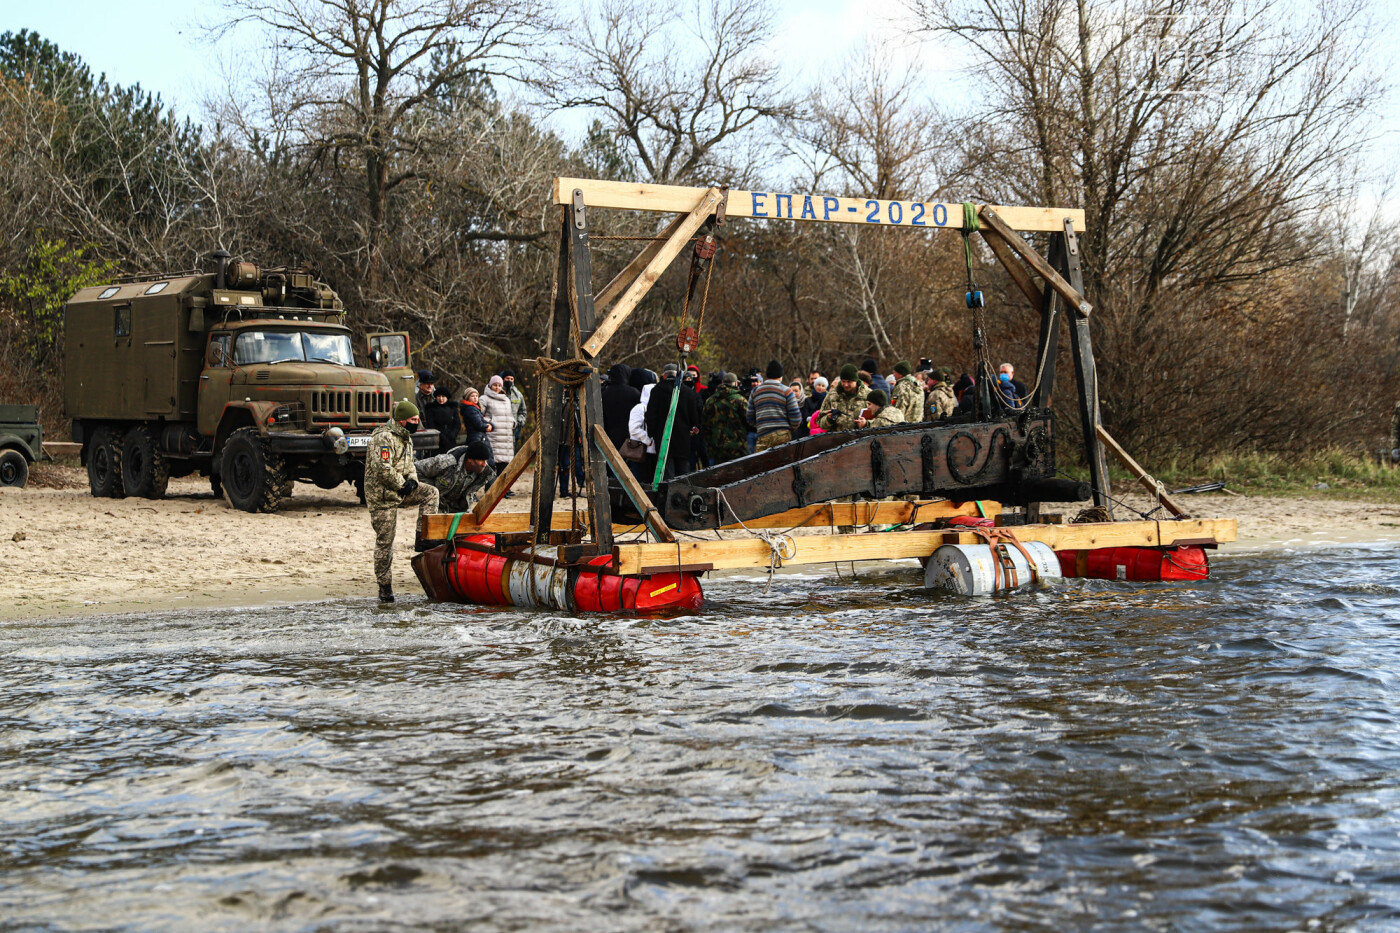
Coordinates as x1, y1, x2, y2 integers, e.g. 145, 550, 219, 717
505, 549, 572, 610
924, 541, 1062, 596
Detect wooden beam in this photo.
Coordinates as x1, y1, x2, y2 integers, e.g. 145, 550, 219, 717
472, 430, 538, 525
595, 212, 689, 311
1095, 425, 1189, 518
613, 518, 1238, 574
978, 207, 1093, 317
419, 510, 646, 537
720, 499, 1001, 530
581, 187, 723, 358
979, 226, 1043, 313
591, 424, 676, 543
553, 177, 1085, 234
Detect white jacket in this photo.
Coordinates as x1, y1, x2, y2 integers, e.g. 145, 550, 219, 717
479, 387, 516, 463
629, 384, 656, 453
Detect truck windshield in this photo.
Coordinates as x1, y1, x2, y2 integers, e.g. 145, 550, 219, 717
233, 331, 355, 366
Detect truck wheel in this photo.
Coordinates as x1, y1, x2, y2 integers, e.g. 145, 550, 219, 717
280, 480, 295, 498
87, 425, 126, 498
210, 473, 222, 498
120, 426, 169, 499
0, 449, 28, 488
220, 427, 287, 513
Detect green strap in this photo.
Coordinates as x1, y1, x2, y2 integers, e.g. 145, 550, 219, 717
974, 500, 986, 518
447, 511, 465, 540
961, 202, 980, 272
652, 380, 682, 487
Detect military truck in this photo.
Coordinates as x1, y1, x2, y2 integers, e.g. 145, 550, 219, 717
63, 253, 436, 512
0, 403, 44, 488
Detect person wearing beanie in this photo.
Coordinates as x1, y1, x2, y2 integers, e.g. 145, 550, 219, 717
422, 385, 461, 454
480, 374, 516, 474
816, 363, 871, 432
922, 367, 957, 420
366, 399, 439, 603
702, 371, 750, 465
890, 360, 925, 424
859, 357, 891, 397
857, 388, 906, 429
416, 438, 497, 515
645, 360, 703, 480
746, 358, 802, 452
802, 375, 828, 435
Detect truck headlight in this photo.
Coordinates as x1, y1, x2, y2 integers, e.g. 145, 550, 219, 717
325, 426, 349, 455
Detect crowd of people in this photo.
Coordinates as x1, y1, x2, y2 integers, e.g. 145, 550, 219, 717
363, 356, 1031, 601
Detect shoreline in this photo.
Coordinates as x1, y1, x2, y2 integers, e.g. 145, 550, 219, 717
7, 468, 1400, 622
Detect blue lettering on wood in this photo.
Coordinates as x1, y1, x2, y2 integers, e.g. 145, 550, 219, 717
824, 197, 839, 220
752, 192, 768, 217
801, 195, 816, 219
775, 194, 792, 218
933, 203, 948, 226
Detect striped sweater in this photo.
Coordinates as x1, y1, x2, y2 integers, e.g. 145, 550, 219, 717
745, 379, 802, 437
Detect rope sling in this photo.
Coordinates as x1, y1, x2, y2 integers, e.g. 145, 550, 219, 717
651, 232, 717, 488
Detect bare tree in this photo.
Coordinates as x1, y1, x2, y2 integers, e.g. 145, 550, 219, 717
549, 0, 797, 184
212, 0, 550, 290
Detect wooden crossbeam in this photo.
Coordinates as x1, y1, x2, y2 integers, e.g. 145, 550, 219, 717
470, 429, 538, 525
554, 177, 1085, 233
581, 187, 724, 358
720, 500, 1001, 530
1095, 425, 1189, 518
419, 510, 644, 537
591, 424, 676, 543
978, 207, 1093, 317
614, 518, 1237, 575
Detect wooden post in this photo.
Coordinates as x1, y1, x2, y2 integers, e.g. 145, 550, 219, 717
1095, 425, 1189, 518
1032, 233, 1065, 410
1060, 219, 1113, 515
581, 187, 724, 358
531, 215, 572, 543
978, 206, 1093, 317
591, 424, 675, 543
567, 188, 614, 549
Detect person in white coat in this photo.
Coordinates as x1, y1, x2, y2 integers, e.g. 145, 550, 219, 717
628, 383, 656, 483
479, 374, 516, 472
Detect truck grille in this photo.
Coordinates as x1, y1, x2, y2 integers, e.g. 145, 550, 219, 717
358, 390, 391, 421
312, 390, 353, 415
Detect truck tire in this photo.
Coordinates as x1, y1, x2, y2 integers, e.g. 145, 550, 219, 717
217, 425, 282, 512
0, 449, 27, 488
280, 479, 295, 498
120, 425, 169, 499
87, 425, 126, 498
210, 473, 222, 498
220, 427, 286, 513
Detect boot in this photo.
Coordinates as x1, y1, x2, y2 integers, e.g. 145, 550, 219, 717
378, 582, 395, 603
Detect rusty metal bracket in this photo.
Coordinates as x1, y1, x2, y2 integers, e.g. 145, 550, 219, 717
572, 188, 587, 230
715, 185, 729, 226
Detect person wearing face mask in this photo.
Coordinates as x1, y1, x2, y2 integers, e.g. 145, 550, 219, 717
365, 400, 440, 604
500, 369, 527, 444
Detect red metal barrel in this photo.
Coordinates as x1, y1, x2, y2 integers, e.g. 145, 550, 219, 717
573, 555, 702, 612
1057, 545, 1209, 581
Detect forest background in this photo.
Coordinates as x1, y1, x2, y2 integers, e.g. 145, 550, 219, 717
0, 0, 1396, 465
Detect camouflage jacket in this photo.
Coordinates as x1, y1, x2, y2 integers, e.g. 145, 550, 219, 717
892, 374, 924, 424
364, 421, 419, 509
865, 405, 906, 428
416, 447, 496, 514
926, 382, 956, 420
703, 385, 750, 463
817, 382, 870, 431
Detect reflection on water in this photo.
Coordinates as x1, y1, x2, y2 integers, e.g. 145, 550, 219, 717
5, 548, 1400, 930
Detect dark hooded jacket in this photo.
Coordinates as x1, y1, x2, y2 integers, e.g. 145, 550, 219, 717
645, 374, 703, 464
602, 363, 641, 449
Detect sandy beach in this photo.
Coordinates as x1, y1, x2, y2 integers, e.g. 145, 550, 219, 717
5, 464, 1400, 622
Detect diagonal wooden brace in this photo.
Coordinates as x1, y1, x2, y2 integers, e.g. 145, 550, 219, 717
581, 187, 724, 358
470, 429, 539, 526
979, 206, 1093, 317
1095, 425, 1189, 518
978, 226, 1043, 313
591, 424, 676, 543
595, 212, 689, 312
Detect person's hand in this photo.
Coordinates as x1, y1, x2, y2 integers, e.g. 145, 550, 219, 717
690, 426, 700, 435
485, 424, 493, 432
401, 478, 419, 497
856, 417, 868, 428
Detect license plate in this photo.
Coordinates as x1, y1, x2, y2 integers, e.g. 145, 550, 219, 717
347, 435, 371, 449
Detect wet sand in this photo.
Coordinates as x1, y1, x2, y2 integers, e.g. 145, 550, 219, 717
5, 465, 1400, 621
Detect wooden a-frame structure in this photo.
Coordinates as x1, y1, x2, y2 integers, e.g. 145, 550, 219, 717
417, 178, 1235, 574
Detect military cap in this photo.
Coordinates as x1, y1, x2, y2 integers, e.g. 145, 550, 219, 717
722, 371, 739, 385
465, 440, 492, 460
867, 389, 889, 406
393, 400, 419, 420
893, 360, 912, 376
839, 363, 859, 381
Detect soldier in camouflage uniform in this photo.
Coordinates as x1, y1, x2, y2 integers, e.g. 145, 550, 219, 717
416, 439, 496, 514
366, 400, 440, 603
923, 368, 957, 420
816, 363, 871, 432
890, 361, 924, 424
703, 372, 750, 464
857, 389, 906, 428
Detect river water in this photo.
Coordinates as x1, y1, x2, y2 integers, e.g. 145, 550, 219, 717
4, 546, 1400, 931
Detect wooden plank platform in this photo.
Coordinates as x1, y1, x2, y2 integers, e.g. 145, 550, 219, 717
553, 178, 1085, 233
614, 519, 1238, 575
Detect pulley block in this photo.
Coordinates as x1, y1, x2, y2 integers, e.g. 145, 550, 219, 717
677, 327, 699, 354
